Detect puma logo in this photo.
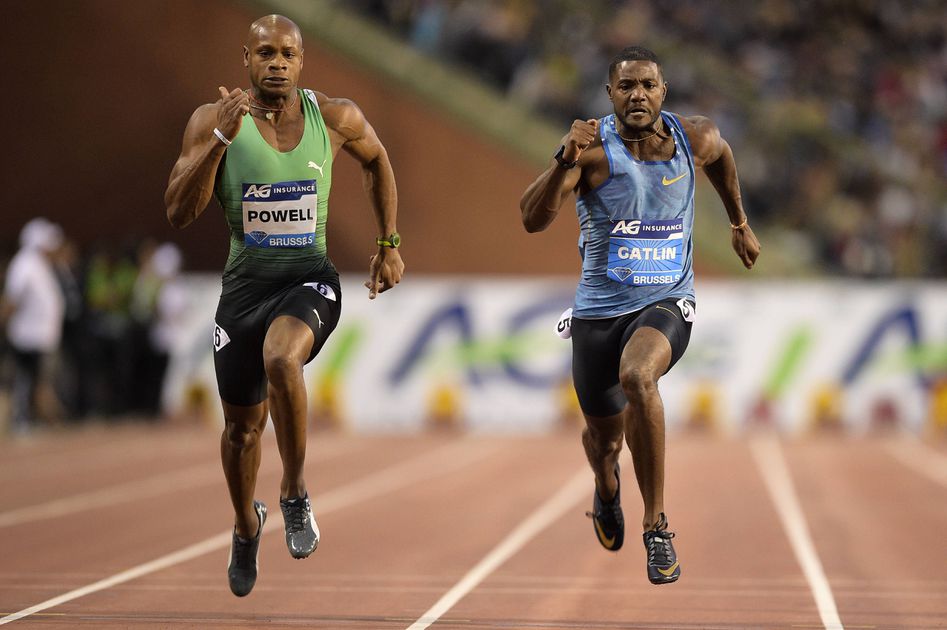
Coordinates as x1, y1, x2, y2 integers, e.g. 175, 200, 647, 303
307, 160, 326, 177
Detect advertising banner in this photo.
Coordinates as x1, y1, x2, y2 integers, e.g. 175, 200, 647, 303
163, 277, 947, 433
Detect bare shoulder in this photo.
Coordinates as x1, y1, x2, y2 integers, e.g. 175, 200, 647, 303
176, 103, 220, 150
313, 91, 367, 140
182, 102, 219, 135
678, 114, 724, 167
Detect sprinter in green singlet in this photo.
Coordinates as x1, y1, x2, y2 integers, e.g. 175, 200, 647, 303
165, 14, 403, 597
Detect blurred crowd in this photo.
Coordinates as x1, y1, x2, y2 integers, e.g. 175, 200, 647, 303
350, 0, 947, 277
0, 219, 188, 435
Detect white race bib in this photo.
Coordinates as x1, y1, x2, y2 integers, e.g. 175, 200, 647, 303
607, 218, 685, 286
555, 307, 573, 339
242, 180, 317, 248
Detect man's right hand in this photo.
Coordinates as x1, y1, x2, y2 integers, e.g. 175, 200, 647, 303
216, 87, 250, 141
562, 118, 600, 162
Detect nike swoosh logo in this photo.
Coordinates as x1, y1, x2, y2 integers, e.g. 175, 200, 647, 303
662, 173, 686, 186
657, 561, 680, 576
593, 518, 617, 549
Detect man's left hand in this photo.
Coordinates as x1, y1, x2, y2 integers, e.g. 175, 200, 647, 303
731, 224, 761, 269
365, 248, 404, 299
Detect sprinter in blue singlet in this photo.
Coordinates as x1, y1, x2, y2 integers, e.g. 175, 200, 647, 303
519, 46, 760, 585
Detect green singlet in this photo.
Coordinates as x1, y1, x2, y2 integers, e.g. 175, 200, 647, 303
214, 89, 337, 304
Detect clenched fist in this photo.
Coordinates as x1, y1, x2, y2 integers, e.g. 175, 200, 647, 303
216, 86, 250, 141
562, 119, 600, 162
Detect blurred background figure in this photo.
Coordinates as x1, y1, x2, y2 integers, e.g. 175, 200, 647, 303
1, 218, 66, 435
134, 242, 187, 418
50, 236, 88, 422
83, 243, 138, 417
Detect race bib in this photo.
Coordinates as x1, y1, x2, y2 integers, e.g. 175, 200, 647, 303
304, 282, 337, 302
213, 322, 231, 352
676, 298, 695, 322
242, 180, 317, 248
607, 218, 684, 287
554, 307, 573, 339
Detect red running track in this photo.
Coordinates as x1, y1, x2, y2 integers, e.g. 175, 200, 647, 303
1, 423, 945, 629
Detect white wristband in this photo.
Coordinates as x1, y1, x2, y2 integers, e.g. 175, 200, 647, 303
213, 127, 232, 146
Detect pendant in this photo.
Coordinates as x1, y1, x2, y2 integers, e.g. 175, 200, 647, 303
266, 111, 274, 120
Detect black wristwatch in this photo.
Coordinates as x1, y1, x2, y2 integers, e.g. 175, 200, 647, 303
554, 145, 578, 169
376, 232, 401, 248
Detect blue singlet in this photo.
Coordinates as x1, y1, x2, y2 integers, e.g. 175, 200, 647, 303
573, 112, 697, 319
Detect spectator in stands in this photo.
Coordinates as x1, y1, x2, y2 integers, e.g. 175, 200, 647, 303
353, 0, 947, 277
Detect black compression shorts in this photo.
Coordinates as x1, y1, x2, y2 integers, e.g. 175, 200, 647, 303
571, 298, 694, 418
213, 280, 341, 406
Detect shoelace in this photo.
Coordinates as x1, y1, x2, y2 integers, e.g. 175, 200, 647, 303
231, 535, 255, 569
585, 481, 623, 527
585, 502, 623, 528
282, 499, 310, 533
646, 530, 675, 566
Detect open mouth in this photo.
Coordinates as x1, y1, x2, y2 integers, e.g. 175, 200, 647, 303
263, 77, 288, 85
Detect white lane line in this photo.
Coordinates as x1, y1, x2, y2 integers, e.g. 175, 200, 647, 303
0, 463, 222, 529
0, 534, 233, 626
750, 437, 844, 630
883, 437, 947, 488
0, 438, 498, 626
0, 441, 363, 529
406, 465, 590, 630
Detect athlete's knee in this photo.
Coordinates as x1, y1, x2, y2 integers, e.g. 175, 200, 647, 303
263, 352, 302, 386
223, 418, 263, 450
583, 416, 623, 451
619, 363, 659, 399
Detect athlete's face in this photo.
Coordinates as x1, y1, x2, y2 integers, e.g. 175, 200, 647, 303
244, 22, 304, 98
606, 61, 667, 131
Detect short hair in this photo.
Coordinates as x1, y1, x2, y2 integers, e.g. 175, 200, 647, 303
608, 46, 661, 81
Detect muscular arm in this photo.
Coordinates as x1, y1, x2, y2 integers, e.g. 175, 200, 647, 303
164, 106, 226, 229
686, 116, 761, 269
322, 97, 403, 298
164, 88, 249, 229
519, 149, 582, 233
519, 119, 598, 233
331, 101, 398, 238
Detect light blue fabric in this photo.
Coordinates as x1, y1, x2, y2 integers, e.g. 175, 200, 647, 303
574, 112, 697, 319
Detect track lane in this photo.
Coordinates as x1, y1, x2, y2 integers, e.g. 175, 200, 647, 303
784, 437, 947, 629
0, 433, 496, 623
3, 427, 945, 628
1, 433, 584, 627
424, 435, 828, 629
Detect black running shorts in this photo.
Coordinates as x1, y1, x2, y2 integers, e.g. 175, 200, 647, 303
213, 281, 342, 406
571, 298, 694, 418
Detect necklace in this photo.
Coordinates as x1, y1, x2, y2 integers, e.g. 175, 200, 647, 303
617, 126, 661, 142
246, 89, 298, 120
